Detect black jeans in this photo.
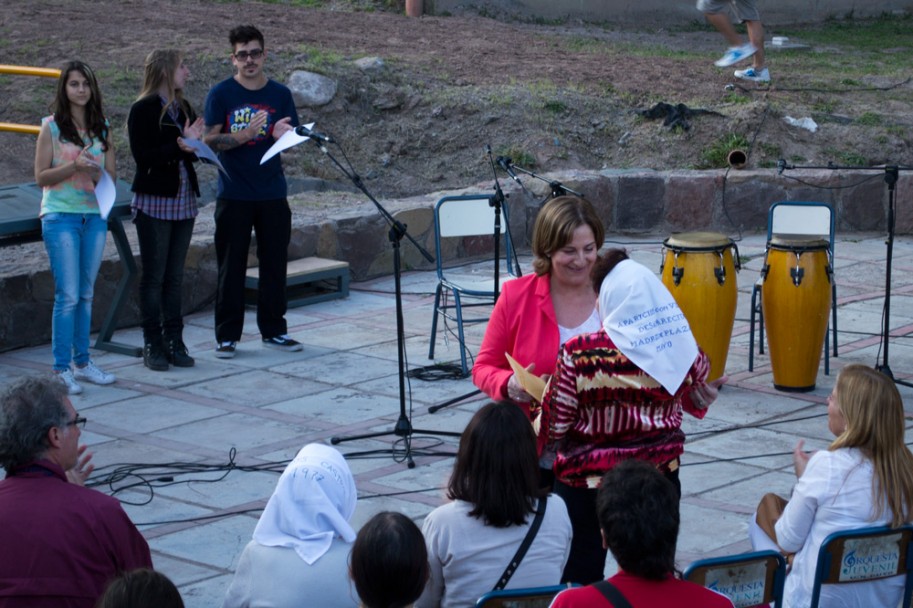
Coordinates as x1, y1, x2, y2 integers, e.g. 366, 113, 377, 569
556, 468, 681, 585
214, 198, 291, 342
134, 211, 195, 342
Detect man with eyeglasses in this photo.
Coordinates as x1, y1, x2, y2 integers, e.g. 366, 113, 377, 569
0, 376, 152, 607
203, 24, 304, 360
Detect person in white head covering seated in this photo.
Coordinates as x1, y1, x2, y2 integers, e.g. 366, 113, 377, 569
221, 443, 359, 608
538, 249, 728, 586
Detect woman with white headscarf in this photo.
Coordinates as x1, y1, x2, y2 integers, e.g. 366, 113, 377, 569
222, 443, 359, 608
539, 249, 727, 585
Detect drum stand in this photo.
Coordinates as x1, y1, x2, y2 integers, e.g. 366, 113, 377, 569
779, 161, 913, 387
304, 137, 460, 468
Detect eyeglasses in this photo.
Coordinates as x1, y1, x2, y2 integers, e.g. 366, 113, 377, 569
233, 49, 264, 62
66, 414, 87, 430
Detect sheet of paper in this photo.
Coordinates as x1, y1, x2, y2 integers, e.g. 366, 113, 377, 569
182, 138, 228, 175
95, 169, 116, 220
505, 352, 547, 403
260, 122, 315, 165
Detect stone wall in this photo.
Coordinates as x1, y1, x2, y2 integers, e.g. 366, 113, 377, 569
1, 168, 909, 352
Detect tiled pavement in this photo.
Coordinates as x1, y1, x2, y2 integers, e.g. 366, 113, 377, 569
1, 232, 912, 606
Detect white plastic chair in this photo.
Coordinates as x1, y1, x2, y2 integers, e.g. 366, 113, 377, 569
428, 194, 515, 376
749, 201, 838, 373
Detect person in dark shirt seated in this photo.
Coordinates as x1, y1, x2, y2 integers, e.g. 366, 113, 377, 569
0, 376, 153, 608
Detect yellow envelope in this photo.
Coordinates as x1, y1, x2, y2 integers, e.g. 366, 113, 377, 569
505, 352, 547, 403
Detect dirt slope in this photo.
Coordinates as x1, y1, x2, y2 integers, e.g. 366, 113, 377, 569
0, 1, 909, 200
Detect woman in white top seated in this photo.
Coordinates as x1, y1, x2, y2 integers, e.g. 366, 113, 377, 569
222, 443, 359, 608
750, 364, 913, 608
416, 402, 573, 608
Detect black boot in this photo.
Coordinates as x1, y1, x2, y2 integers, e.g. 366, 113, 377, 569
143, 338, 170, 371
166, 338, 195, 368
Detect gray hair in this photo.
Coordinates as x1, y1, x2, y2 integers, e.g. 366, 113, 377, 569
0, 376, 69, 472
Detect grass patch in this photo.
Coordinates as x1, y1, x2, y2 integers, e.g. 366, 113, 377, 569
543, 100, 568, 114
811, 98, 837, 113
783, 12, 913, 50
696, 133, 750, 169
829, 150, 868, 165
564, 36, 606, 53
758, 142, 782, 158
496, 145, 536, 168
293, 46, 346, 73
723, 92, 751, 104
855, 112, 882, 126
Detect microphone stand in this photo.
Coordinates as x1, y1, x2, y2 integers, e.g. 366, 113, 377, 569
304, 137, 460, 468
505, 162, 584, 201
778, 160, 913, 387
428, 146, 520, 413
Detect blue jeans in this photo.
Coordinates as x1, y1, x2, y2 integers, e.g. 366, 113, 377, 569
41, 213, 107, 371
134, 211, 195, 342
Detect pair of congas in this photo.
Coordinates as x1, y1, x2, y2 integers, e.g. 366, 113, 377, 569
661, 232, 832, 391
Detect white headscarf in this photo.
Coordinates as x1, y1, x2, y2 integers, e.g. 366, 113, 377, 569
598, 259, 698, 395
252, 443, 357, 565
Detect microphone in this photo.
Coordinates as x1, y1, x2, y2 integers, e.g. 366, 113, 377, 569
777, 158, 786, 175
295, 125, 334, 143
496, 156, 522, 184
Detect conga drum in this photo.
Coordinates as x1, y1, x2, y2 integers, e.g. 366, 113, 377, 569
661, 232, 739, 382
761, 236, 832, 392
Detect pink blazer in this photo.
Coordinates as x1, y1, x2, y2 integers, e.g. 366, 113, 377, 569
472, 273, 560, 418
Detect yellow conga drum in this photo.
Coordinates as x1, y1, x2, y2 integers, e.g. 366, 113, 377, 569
661, 232, 739, 382
761, 236, 832, 392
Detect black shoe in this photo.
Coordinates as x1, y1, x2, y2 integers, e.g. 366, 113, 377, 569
143, 342, 170, 371
262, 334, 304, 352
166, 339, 195, 368
215, 341, 237, 359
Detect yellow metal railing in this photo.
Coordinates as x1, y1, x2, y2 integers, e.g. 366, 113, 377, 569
0, 64, 62, 135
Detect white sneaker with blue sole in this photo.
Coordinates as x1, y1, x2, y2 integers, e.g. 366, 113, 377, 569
734, 66, 771, 82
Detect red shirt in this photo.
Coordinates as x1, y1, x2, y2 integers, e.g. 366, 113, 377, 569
0, 460, 153, 607
549, 571, 734, 607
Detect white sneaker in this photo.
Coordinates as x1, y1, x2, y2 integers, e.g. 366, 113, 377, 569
734, 66, 771, 82
715, 43, 757, 67
73, 361, 116, 385
57, 369, 83, 395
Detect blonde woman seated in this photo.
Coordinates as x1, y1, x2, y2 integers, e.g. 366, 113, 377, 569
750, 364, 913, 608
222, 443, 359, 608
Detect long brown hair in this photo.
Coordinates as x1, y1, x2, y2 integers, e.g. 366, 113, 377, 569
829, 364, 913, 527
50, 61, 108, 151
137, 49, 188, 124
531, 195, 605, 276
447, 402, 544, 527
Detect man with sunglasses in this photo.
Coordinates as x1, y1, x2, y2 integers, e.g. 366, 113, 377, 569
0, 376, 152, 607
204, 24, 303, 360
